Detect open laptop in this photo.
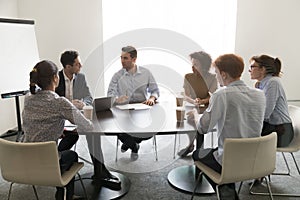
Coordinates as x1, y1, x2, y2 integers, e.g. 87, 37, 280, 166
93, 96, 115, 112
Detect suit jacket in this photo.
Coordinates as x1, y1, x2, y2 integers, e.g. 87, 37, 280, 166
55, 70, 93, 106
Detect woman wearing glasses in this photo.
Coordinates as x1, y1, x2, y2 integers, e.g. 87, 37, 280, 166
249, 54, 294, 147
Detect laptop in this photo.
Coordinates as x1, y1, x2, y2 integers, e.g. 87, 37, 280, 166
93, 96, 115, 112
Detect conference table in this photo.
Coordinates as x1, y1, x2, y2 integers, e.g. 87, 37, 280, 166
76, 98, 214, 199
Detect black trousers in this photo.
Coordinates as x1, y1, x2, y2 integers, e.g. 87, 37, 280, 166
58, 131, 111, 179
192, 148, 239, 200
56, 150, 78, 200
261, 121, 294, 147
58, 130, 79, 152
85, 134, 112, 179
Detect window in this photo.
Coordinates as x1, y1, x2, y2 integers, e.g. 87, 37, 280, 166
102, 0, 237, 98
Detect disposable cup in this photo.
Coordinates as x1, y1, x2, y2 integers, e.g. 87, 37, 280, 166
83, 105, 93, 120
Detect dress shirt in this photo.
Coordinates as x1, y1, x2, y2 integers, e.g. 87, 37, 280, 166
259, 75, 291, 125
107, 66, 159, 103
22, 90, 93, 143
63, 70, 75, 101
197, 80, 266, 164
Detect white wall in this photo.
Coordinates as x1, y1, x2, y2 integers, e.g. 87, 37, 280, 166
0, 0, 104, 133
17, 0, 104, 98
235, 0, 300, 106
0, 0, 18, 17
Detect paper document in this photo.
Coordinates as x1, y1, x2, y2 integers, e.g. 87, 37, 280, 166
64, 120, 77, 131
116, 103, 151, 110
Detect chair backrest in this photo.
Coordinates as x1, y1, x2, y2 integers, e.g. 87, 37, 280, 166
287, 105, 300, 150
220, 132, 277, 184
0, 139, 63, 186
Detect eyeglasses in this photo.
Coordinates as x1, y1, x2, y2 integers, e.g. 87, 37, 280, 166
249, 65, 260, 71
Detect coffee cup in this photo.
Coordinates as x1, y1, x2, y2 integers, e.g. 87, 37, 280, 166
176, 107, 186, 122
83, 105, 93, 120
176, 96, 184, 107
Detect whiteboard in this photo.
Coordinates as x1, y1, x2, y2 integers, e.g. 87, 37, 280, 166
0, 18, 39, 94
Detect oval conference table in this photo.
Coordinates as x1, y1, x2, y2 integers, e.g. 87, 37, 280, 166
76, 99, 214, 199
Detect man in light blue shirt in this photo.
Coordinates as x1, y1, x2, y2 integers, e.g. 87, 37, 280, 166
187, 54, 266, 199
107, 46, 160, 160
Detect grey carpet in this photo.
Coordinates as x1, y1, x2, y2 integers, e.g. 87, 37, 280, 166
1, 134, 300, 200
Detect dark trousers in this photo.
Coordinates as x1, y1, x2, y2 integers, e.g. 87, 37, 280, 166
56, 150, 78, 200
261, 121, 294, 147
192, 148, 239, 200
85, 134, 111, 179
118, 133, 152, 150
58, 131, 79, 152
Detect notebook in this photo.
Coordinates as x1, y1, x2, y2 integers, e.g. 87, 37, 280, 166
93, 96, 114, 112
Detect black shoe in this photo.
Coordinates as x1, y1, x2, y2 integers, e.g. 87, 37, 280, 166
121, 144, 129, 153
218, 184, 239, 200
91, 171, 119, 181
130, 144, 140, 161
177, 144, 194, 157
72, 195, 85, 200
92, 177, 121, 191
249, 178, 263, 186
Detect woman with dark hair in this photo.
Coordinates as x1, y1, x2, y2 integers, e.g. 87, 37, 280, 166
249, 54, 294, 147
178, 51, 218, 157
22, 60, 93, 200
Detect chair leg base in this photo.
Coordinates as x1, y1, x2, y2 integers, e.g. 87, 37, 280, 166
249, 177, 274, 200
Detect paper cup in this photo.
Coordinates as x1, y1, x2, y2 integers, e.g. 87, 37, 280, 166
83, 105, 93, 120
176, 107, 186, 122
176, 96, 184, 107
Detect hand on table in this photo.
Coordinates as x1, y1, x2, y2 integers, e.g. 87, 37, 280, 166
143, 97, 156, 106
72, 99, 85, 110
115, 95, 129, 104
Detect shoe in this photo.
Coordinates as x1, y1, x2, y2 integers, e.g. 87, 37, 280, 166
218, 184, 239, 200
249, 178, 263, 186
121, 144, 129, 153
177, 144, 194, 157
92, 177, 121, 191
131, 144, 140, 161
72, 195, 85, 200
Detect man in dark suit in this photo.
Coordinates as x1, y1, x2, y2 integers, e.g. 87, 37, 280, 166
56, 50, 121, 190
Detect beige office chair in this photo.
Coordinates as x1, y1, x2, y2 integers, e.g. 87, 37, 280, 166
0, 139, 87, 200
276, 105, 300, 176
252, 105, 300, 197
115, 135, 158, 162
191, 132, 277, 200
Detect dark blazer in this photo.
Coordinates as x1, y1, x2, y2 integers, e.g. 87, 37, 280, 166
55, 70, 93, 106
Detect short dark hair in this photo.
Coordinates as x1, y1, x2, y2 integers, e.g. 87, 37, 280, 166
60, 50, 79, 68
29, 60, 58, 94
250, 54, 281, 77
214, 54, 244, 79
189, 51, 212, 72
121, 46, 137, 58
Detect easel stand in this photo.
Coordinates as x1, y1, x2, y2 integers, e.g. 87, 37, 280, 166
1, 90, 29, 141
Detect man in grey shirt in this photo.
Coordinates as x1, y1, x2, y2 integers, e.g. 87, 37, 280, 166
107, 46, 159, 160
188, 54, 266, 199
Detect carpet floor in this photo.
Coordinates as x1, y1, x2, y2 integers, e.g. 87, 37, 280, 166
1, 134, 300, 200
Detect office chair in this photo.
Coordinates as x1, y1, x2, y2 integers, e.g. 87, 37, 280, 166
251, 105, 300, 197
0, 139, 87, 200
191, 132, 277, 200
